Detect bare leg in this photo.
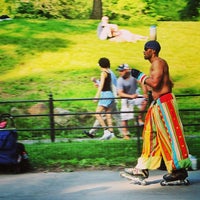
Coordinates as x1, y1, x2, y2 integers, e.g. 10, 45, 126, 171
105, 107, 113, 132
89, 114, 106, 135
95, 106, 107, 129
121, 120, 130, 139
111, 102, 123, 134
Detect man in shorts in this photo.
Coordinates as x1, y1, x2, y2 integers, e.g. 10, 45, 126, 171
117, 64, 147, 139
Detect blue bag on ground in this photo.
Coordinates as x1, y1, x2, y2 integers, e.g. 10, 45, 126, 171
0, 129, 18, 164
0, 114, 31, 173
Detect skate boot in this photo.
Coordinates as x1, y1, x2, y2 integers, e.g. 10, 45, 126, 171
120, 168, 149, 185
124, 168, 149, 178
160, 168, 190, 186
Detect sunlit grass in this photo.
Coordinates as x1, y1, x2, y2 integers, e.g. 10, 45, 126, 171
0, 19, 199, 170
0, 19, 199, 102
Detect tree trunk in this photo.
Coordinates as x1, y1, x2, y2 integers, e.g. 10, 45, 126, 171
90, 0, 102, 19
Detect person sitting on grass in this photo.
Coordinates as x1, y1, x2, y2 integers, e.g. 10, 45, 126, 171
97, 16, 148, 42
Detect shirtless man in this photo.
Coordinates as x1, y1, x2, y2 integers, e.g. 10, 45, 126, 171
123, 40, 191, 183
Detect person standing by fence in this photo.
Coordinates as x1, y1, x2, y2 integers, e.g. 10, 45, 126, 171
116, 64, 148, 140
124, 40, 191, 182
84, 67, 122, 138
93, 57, 115, 140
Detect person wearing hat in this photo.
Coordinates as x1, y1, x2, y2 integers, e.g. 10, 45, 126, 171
116, 64, 148, 140
123, 41, 191, 183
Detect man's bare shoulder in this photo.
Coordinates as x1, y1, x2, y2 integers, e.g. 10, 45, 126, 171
152, 57, 168, 68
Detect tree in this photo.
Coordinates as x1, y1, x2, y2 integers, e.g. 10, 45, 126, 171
180, 0, 200, 20
90, 0, 102, 19
0, 0, 18, 17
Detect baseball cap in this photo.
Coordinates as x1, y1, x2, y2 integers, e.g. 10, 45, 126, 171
144, 40, 161, 54
116, 64, 129, 71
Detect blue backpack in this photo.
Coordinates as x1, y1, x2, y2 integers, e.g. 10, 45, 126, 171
0, 130, 18, 164
0, 114, 31, 173
0, 114, 18, 164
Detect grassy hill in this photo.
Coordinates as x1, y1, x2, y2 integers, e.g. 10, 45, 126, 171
0, 19, 199, 170
0, 19, 200, 111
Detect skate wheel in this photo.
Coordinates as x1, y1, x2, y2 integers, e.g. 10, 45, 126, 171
141, 180, 147, 186
184, 179, 190, 185
160, 180, 166, 186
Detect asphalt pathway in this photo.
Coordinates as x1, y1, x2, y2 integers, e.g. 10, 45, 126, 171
0, 170, 200, 200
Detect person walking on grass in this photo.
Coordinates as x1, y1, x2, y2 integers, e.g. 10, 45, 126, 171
124, 40, 191, 182
93, 57, 115, 140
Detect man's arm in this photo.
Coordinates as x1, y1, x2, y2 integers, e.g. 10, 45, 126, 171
94, 72, 106, 101
117, 78, 137, 99
131, 59, 164, 90
140, 83, 148, 99
117, 89, 137, 99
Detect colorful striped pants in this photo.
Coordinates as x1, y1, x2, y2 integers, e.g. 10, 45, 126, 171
135, 93, 191, 172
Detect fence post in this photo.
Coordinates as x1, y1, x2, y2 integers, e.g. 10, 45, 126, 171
49, 93, 55, 142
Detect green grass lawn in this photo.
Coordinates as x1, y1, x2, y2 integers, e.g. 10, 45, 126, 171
0, 19, 200, 170
0, 19, 200, 104
25, 137, 200, 171
0, 19, 199, 135
25, 140, 139, 171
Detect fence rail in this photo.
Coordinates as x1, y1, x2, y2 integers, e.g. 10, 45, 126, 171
0, 93, 200, 143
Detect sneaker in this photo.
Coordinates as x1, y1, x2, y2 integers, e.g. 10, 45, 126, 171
99, 129, 111, 140
109, 132, 115, 139
124, 168, 149, 178
123, 135, 130, 140
83, 131, 94, 138
138, 119, 144, 126
163, 168, 188, 182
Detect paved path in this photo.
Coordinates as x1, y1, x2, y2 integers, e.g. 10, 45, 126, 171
0, 170, 199, 200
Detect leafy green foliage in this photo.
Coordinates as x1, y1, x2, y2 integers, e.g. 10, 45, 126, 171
0, 0, 199, 21
14, 0, 93, 19
103, 0, 147, 21
180, 0, 200, 20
